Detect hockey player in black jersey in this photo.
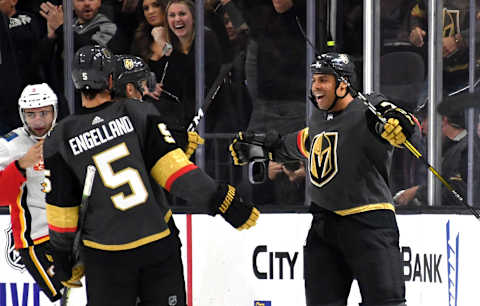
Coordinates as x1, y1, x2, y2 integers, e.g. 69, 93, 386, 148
111, 54, 203, 159
230, 52, 416, 306
43, 45, 259, 306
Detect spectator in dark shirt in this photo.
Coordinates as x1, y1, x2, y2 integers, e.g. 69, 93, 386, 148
243, 0, 307, 206
408, 0, 480, 99
394, 94, 480, 206
164, 0, 230, 132
0, 1, 46, 133
38, 0, 127, 112
246, 0, 306, 135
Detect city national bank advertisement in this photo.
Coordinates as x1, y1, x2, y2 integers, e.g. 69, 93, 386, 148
1, 213, 480, 306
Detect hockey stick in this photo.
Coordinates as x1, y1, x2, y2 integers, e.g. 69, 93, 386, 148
353, 90, 479, 219
187, 62, 233, 132
295, 19, 480, 219
73, 165, 96, 262
59, 165, 96, 306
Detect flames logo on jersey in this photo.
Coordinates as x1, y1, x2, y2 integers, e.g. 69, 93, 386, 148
309, 132, 338, 188
4, 224, 26, 272
33, 161, 44, 171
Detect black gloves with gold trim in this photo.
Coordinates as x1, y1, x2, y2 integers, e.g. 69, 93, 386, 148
212, 183, 259, 230
366, 96, 417, 148
229, 131, 282, 165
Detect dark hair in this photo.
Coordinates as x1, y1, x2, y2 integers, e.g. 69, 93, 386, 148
132, 0, 168, 60
80, 88, 104, 100
165, 0, 195, 53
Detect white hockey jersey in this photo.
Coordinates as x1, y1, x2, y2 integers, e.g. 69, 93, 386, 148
0, 127, 49, 249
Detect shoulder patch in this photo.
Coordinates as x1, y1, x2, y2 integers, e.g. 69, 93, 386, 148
2, 132, 18, 142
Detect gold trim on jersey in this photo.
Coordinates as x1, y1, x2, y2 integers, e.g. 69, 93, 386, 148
46, 204, 79, 231
334, 203, 395, 216
151, 148, 193, 188
297, 128, 310, 158
164, 209, 172, 223
83, 228, 171, 251
28, 246, 57, 296
33, 236, 50, 245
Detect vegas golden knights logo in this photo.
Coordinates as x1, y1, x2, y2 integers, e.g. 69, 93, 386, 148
309, 132, 338, 188
123, 58, 134, 70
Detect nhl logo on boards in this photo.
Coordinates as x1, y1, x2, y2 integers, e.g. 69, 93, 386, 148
4, 224, 26, 272
168, 295, 177, 305
123, 58, 134, 70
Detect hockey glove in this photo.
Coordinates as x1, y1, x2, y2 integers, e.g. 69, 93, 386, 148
368, 100, 416, 148
212, 183, 260, 230
185, 131, 205, 158
52, 251, 85, 288
62, 261, 85, 288
52, 250, 73, 280
229, 131, 281, 166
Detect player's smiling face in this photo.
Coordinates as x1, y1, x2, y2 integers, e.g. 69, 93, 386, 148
167, 2, 193, 40
311, 74, 337, 110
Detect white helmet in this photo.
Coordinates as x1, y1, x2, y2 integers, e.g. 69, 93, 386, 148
18, 83, 58, 140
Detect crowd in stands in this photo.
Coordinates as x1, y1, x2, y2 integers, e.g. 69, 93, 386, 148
1, 0, 479, 207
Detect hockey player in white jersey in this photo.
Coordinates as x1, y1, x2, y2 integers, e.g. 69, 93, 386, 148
0, 83, 80, 303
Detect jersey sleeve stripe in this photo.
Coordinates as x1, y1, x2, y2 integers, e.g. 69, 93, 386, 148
46, 204, 79, 232
150, 148, 198, 191
164, 209, 172, 223
28, 246, 58, 297
165, 164, 198, 192
297, 128, 310, 158
33, 235, 50, 245
10, 188, 29, 249
48, 224, 76, 233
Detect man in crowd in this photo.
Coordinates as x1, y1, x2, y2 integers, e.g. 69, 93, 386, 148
394, 93, 480, 206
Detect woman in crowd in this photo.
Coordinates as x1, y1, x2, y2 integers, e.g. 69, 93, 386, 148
132, 0, 184, 119
164, 0, 231, 131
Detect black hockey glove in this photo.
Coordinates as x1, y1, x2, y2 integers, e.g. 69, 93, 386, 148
52, 250, 84, 288
367, 99, 417, 148
212, 183, 260, 230
229, 130, 282, 166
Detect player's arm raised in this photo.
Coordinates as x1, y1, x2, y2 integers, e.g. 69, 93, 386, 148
365, 94, 418, 148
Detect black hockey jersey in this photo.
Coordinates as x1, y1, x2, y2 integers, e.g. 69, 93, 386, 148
277, 98, 395, 215
44, 100, 218, 252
